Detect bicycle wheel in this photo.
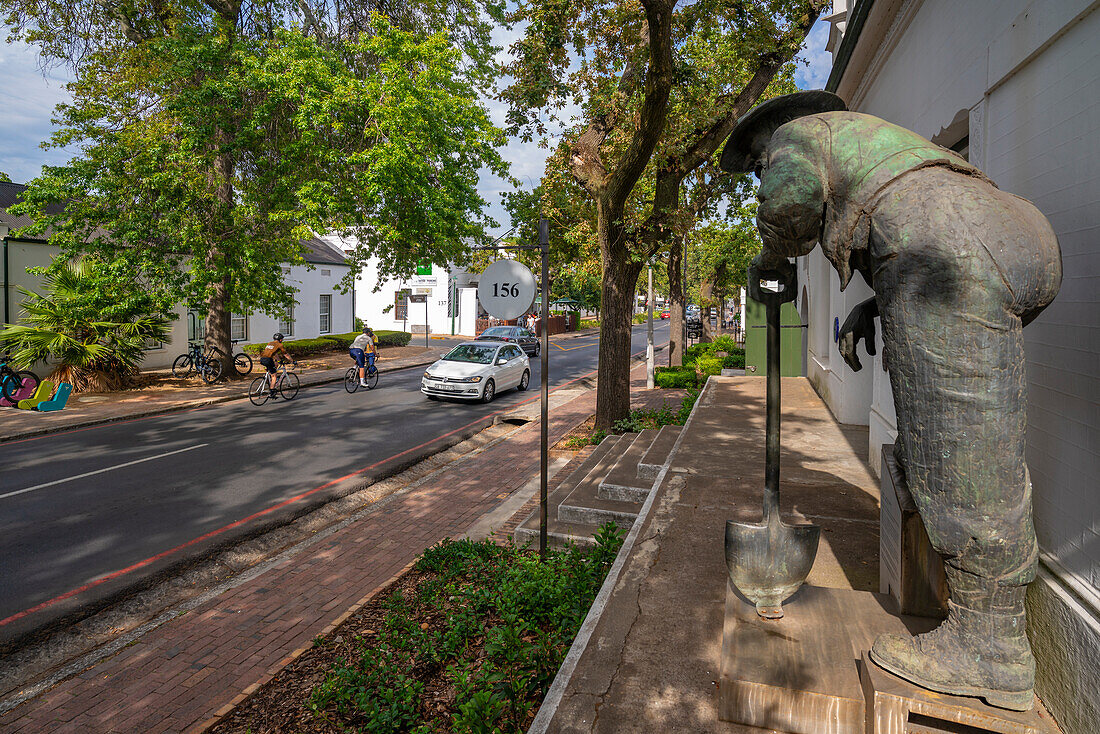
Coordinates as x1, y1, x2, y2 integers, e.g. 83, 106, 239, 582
344, 367, 359, 393
365, 367, 378, 390
2, 370, 38, 401
279, 371, 300, 401
200, 357, 222, 384
248, 376, 271, 406
233, 352, 253, 376
171, 354, 193, 378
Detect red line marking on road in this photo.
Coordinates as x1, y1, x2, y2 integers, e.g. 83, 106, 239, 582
0, 352, 653, 627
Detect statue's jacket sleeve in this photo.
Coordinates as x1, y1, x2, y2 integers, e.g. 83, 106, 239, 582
758, 112, 991, 290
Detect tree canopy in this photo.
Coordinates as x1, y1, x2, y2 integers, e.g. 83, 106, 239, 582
502, 0, 825, 426
3, 0, 509, 373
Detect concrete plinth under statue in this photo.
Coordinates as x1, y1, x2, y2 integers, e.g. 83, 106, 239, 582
718, 584, 1059, 734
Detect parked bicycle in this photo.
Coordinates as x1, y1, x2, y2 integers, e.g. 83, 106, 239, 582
172, 340, 252, 382
171, 342, 222, 384
248, 361, 300, 405
0, 354, 39, 402
344, 362, 379, 393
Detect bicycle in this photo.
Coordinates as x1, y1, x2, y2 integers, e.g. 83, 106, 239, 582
344, 360, 379, 393
249, 361, 300, 405
0, 354, 40, 402
228, 340, 253, 376
172, 342, 222, 384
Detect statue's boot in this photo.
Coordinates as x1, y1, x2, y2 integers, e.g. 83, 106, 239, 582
870, 570, 1034, 711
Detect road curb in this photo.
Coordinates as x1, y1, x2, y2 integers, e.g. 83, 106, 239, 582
0, 356, 442, 444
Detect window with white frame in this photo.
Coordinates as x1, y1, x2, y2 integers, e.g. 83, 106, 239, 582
278, 305, 294, 337
231, 313, 248, 342
319, 295, 331, 333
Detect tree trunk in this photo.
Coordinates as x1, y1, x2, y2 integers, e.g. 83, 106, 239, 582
667, 240, 684, 366
204, 132, 238, 380
595, 256, 643, 430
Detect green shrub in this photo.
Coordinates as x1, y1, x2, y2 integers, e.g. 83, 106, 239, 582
578, 319, 599, 330
564, 429, 608, 449
308, 530, 624, 733
696, 355, 724, 377
374, 330, 411, 347
722, 352, 745, 369
322, 332, 357, 348
632, 313, 648, 324
654, 366, 698, 389
243, 337, 334, 356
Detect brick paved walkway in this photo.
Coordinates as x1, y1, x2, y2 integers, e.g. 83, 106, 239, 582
0, 369, 675, 733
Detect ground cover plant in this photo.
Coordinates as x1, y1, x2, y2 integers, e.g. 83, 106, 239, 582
211, 528, 624, 733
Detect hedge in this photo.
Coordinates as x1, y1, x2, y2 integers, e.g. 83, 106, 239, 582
374, 330, 411, 347
244, 330, 412, 355
654, 366, 698, 389
696, 355, 725, 378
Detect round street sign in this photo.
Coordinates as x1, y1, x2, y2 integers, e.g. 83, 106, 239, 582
478, 259, 537, 320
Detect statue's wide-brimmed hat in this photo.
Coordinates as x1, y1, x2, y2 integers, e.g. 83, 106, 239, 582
720, 91, 848, 173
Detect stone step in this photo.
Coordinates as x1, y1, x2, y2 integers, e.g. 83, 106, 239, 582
511, 434, 628, 550
558, 434, 645, 527
514, 515, 606, 549
598, 428, 660, 502
638, 424, 682, 481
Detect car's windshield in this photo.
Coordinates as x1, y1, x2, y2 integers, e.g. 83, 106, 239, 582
480, 327, 510, 337
443, 344, 498, 364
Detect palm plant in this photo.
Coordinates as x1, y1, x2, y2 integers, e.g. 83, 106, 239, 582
0, 258, 171, 392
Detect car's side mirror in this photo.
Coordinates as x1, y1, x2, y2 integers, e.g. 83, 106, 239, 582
497, 358, 508, 365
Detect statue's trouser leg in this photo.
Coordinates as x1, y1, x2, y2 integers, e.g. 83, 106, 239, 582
867, 182, 1041, 709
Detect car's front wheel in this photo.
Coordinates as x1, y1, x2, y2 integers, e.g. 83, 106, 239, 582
517, 370, 530, 391
481, 379, 495, 403
533, 342, 540, 357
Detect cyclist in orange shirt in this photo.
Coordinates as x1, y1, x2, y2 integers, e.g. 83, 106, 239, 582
259, 333, 297, 397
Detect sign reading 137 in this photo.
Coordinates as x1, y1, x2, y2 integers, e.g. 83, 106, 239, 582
478, 260, 537, 320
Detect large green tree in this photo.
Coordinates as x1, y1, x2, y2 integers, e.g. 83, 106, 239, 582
3, 0, 508, 376
502, 0, 825, 428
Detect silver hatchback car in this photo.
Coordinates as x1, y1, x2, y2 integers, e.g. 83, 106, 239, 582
421, 341, 531, 403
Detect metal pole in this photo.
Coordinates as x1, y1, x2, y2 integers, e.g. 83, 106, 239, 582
764, 297, 781, 520
450, 277, 456, 336
538, 218, 550, 560
646, 261, 654, 389
424, 294, 429, 348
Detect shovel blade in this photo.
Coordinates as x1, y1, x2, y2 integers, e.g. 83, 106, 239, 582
725, 514, 820, 619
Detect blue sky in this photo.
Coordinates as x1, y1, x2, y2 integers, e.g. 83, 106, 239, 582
0, 18, 833, 234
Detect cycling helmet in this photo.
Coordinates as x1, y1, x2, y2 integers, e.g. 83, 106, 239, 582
273, 333, 285, 341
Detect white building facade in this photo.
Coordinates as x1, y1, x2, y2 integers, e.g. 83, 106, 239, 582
807, 1, 1100, 727
321, 234, 483, 338
2, 182, 352, 371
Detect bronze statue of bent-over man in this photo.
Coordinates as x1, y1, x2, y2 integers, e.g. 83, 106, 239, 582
721, 91, 1062, 711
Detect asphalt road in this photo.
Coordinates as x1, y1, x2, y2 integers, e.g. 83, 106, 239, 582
0, 323, 670, 640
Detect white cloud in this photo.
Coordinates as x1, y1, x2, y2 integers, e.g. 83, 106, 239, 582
0, 40, 75, 183
794, 19, 833, 91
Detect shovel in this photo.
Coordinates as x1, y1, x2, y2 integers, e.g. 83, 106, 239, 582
725, 265, 820, 619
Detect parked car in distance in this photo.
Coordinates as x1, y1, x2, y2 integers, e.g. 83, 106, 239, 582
660, 309, 670, 319
422, 341, 531, 403
475, 325, 541, 356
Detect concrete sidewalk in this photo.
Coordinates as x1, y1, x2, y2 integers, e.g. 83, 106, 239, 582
532, 376, 884, 732
0, 361, 673, 734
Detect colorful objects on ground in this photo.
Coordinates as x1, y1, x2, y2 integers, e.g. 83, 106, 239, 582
17, 380, 55, 410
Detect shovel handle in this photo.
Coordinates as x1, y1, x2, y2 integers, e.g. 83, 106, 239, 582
764, 296, 781, 520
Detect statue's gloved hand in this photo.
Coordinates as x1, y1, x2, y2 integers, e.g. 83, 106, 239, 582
839, 297, 879, 372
